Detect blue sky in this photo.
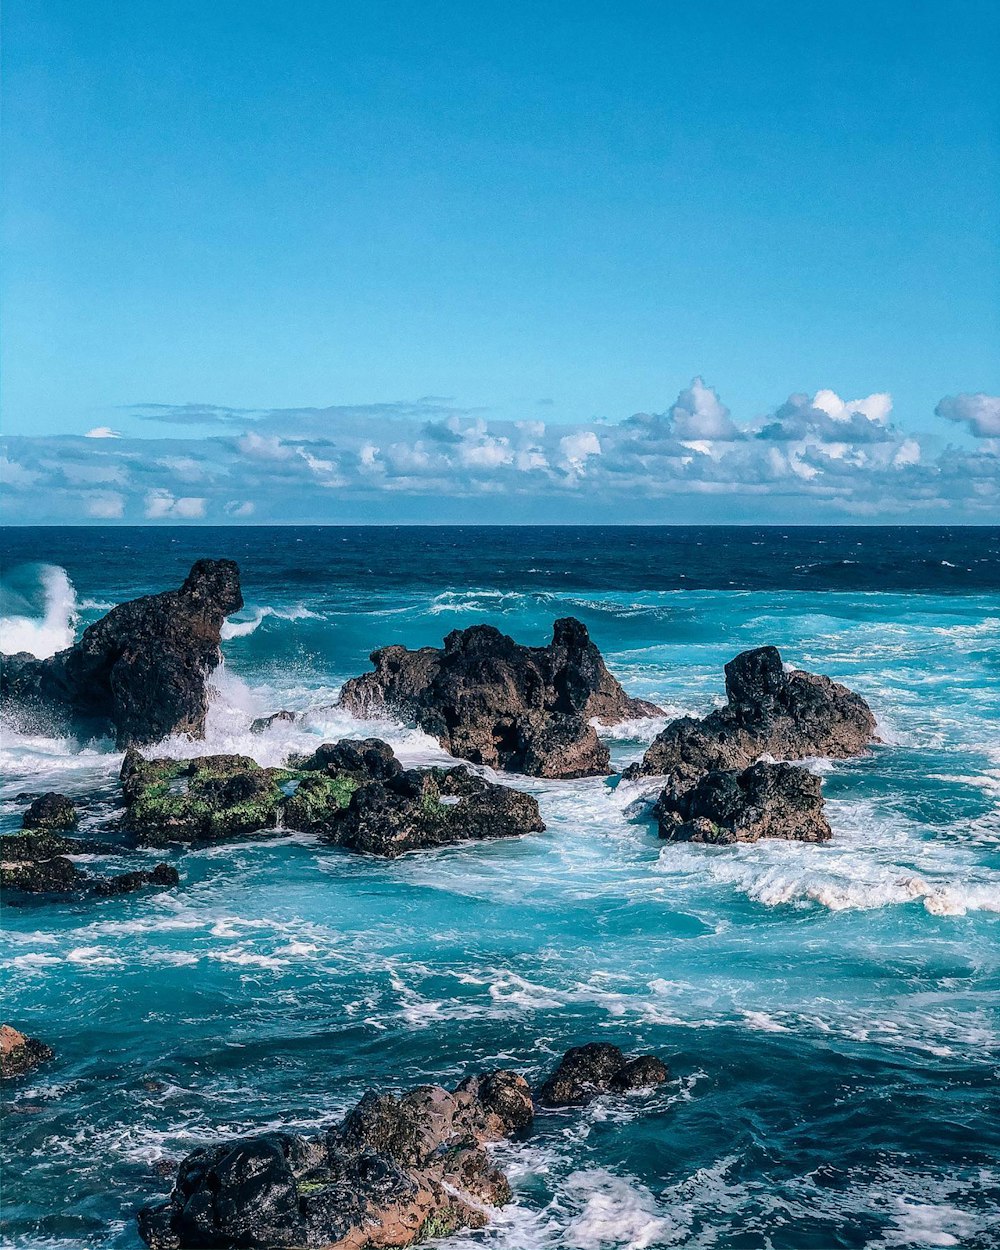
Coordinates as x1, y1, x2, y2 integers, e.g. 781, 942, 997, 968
2, 0, 998, 522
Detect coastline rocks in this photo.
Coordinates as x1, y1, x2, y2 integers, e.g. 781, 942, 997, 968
339, 617, 662, 779
536, 1043, 669, 1107
1, 559, 243, 747
654, 761, 832, 844
1, 851, 179, 897
0, 1025, 53, 1081
330, 765, 545, 858
137, 1069, 535, 1250
121, 751, 286, 845
626, 645, 877, 791
22, 792, 77, 831
250, 710, 296, 735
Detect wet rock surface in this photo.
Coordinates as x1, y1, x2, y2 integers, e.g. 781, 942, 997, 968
0, 1025, 54, 1081
654, 761, 832, 844
626, 645, 877, 791
339, 617, 662, 778
0, 559, 243, 747
120, 751, 288, 845
536, 1043, 669, 1107
1, 851, 179, 898
21, 792, 78, 831
137, 1047, 664, 1249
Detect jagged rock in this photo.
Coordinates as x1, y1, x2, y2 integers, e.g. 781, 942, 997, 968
327, 764, 545, 858
22, 792, 77, 831
0, 1025, 53, 1081
1, 560, 243, 747
250, 710, 297, 734
137, 1068, 534, 1250
655, 761, 831, 844
120, 750, 287, 845
0, 830, 110, 861
1, 853, 179, 897
626, 645, 877, 792
282, 738, 402, 832
339, 617, 662, 779
536, 1043, 669, 1107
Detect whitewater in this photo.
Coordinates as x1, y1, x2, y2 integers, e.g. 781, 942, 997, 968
1, 526, 998, 1250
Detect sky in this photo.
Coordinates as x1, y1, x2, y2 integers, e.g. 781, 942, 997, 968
1, 0, 998, 523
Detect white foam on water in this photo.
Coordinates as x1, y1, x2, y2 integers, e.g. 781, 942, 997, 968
560, 1170, 679, 1249
220, 602, 324, 639
0, 564, 79, 658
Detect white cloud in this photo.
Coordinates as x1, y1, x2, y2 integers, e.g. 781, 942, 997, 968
559, 430, 601, 475
669, 377, 739, 440
812, 389, 892, 424
85, 426, 122, 439
84, 492, 125, 518
225, 500, 254, 517
144, 489, 206, 519
0, 455, 41, 488
238, 432, 292, 459
935, 392, 1000, 439
459, 435, 513, 469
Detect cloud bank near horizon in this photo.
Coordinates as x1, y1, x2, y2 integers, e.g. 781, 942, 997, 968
2, 382, 997, 524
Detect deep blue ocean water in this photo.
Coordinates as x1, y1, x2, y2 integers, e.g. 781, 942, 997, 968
1, 526, 998, 1250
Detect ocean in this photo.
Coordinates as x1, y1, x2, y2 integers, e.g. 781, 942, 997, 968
1, 525, 999, 1250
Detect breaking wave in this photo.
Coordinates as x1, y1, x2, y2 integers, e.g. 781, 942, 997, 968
0, 563, 78, 658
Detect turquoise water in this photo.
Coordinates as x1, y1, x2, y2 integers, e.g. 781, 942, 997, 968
1, 528, 998, 1249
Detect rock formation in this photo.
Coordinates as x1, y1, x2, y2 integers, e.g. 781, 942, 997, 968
339, 617, 662, 778
137, 1045, 666, 1249
21, 792, 77, 831
119, 738, 544, 857
626, 645, 876, 792
536, 1043, 669, 1107
1, 559, 243, 747
0, 1025, 53, 1081
0, 838, 179, 896
654, 761, 832, 844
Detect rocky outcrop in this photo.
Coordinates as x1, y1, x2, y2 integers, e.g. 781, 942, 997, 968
137, 1068, 534, 1250
250, 710, 296, 734
119, 738, 543, 857
0, 1025, 53, 1081
22, 792, 77, 831
536, 1043, 669, 1107
339, 618, 662, 779
1, 560, 243, 747
329, 764, 545, 858
1, 850, 179, 897
626, 645, 877, 791
137, 1045, 667, 1249
654, 761, 832, 844
120, 751, 287, 845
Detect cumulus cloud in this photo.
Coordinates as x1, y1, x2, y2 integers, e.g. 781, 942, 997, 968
3, 378, 998, 523
84, 492, 125, 518
935, 392, 1000, 439
85, 426, 122, 439
144, 489, 206, 519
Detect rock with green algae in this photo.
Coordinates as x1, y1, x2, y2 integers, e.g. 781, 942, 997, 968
120, 750, 289, 845
0, 1025, 53, 1081
22, 792, 78, 831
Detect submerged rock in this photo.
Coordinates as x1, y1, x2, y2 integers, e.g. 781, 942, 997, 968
339, 617, 662, 778
22, 792, 77, 831
1, 559, 243, 747
536, 1043, 669, 1107
120, 751, 287, 845
654, 761, 832, 844
137, 1068, 535, 1250
626, 645, 877, 791
0, 1025, 53, 1081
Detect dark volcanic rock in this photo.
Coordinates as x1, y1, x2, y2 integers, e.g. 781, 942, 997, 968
22, 792, 77, 831
1, 851, 179, 897
339, 617, 662, 778
1, 560, 243, 748
250, 710, 297, 734
328, 763, 545, 858
626, 645, 877, 791
536, 1043, 669, 1107
654, 761, 832, 844
120, 750, 286, 845
137, 1068, 534, 1250
0, 1025, 53, 1081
